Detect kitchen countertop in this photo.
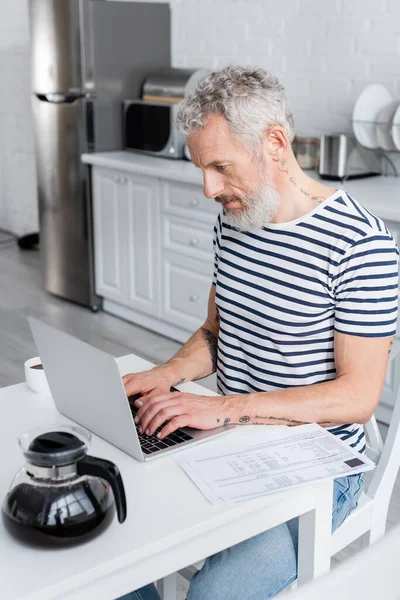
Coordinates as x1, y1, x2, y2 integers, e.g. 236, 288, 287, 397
82, 151, 204, 186
82, 151, 400, 223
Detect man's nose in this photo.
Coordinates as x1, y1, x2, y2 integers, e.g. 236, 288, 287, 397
203, 175, 225, 199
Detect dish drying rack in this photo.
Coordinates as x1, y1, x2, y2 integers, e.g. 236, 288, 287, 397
351, 119, 400, 177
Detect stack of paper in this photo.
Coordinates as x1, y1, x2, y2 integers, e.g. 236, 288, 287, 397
178, 423, 375, 505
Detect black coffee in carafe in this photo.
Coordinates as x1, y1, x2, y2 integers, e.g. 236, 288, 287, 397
2, 479, 115, 547
1, 426, 127, 548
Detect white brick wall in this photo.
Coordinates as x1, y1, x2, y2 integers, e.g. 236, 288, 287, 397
1, 0, 400, 235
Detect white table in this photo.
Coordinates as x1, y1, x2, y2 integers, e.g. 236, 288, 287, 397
0, 354, 333, 600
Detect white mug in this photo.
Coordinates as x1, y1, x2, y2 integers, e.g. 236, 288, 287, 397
24, 357, 51, 395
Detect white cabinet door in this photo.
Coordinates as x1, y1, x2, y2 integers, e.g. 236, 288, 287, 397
161, 251, 213, 332
92, 168, 128, 303
125, 173, 161, 317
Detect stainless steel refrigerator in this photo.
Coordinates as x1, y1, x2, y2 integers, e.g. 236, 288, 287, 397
29, 0, 171, 309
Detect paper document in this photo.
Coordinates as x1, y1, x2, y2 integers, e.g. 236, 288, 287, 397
178, 423, 375, 504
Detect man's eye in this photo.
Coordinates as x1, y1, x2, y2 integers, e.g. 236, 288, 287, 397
216, 165, 227, 172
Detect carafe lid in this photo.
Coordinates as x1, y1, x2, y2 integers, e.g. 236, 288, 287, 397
19, 425, 91, 467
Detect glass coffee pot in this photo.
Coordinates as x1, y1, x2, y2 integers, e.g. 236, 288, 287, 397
2, 425, 127, 547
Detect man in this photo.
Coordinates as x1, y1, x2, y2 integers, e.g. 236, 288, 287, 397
119, 66, 399, 600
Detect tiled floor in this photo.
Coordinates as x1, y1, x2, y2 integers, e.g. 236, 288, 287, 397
0, 240, 398, 599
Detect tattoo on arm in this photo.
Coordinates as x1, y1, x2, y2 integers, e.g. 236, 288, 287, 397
201, 327, 218, 371
389, 340, 394, 355
175, 378, 186, 385
311, 195, 327, 202
224, 417, 231, 425
239, 415, 250, 423
289, 176, 297, 187
300, 188, 310, 197
253, 415, 331, 426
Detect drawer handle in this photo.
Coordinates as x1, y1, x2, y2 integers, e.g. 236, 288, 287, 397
189, 294, 199, 302
190, 198, 199, 207
189, 237, 200, 247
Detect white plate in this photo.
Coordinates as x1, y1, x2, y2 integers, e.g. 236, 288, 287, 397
352, 84, 393, 148
392, 104, 400, 151
376, 100, 399, 151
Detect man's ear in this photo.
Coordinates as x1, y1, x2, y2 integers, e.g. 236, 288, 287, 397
264, 126, 289, 162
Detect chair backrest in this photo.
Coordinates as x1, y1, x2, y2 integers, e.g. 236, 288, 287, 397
363, 382, 400, 505
363, 415, 383, 458
290, 522, 400, 600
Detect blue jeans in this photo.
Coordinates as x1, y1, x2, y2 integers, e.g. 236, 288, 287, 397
118, 473, 365, 600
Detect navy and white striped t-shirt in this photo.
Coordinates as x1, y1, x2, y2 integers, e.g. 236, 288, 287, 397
213, 189, 399, 454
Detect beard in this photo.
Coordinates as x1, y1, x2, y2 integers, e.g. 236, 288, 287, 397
216, 180, 281, 232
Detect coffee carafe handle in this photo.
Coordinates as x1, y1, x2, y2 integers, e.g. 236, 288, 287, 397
77, 455, 127, 523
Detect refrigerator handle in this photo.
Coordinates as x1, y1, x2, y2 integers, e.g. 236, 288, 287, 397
35, 92, 95, 104
85, 100, 95, 151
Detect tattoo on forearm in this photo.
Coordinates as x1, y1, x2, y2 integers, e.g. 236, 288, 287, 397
254, 415, 331, 426
300, 188, 310, 197
289, 176, 297, 187
224, 417, 231, 425
175, 378, 186, 385
311, 196, 326, 202
389, 340, 394, 355
216, 418, 220, 423
239, 415, 250, 423
201, 327, 218, 371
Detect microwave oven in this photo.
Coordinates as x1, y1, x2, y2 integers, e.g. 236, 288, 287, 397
123, 99, 186, 159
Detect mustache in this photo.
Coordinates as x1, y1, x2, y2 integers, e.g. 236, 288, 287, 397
215, 195, 244, 205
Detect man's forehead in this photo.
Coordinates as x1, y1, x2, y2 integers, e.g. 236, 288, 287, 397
188, 141, 228, 167
187, 118, 241, 167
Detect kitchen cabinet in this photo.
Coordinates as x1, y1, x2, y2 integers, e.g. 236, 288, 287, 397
85, 152, 400, 425
92, 168, 128, 304
91, 163, 218, 344
92, 169, 161, 319
125, 174, 161, 317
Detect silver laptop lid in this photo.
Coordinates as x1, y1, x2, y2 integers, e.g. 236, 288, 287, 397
28, 317, 143, 461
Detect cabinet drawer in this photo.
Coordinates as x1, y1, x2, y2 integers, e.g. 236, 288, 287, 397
161, 180, 220, 223
161, 253, 213, 331
162, 214, 214, 262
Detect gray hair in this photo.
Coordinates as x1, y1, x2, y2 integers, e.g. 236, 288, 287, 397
176, 65, 295, 155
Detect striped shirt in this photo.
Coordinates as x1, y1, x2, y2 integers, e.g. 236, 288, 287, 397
213, 189, 399, 454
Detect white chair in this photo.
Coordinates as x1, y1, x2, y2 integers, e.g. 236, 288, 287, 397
289, 521, 400, 600
158, 350, 400, 599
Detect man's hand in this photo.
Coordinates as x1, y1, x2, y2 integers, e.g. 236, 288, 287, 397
123, 367, 173, 399
133, 391, 229, 439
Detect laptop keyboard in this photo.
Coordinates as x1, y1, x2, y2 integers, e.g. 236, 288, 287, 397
128, 392, 194, 456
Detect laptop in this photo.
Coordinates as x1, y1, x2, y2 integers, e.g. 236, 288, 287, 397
28, 318, 235, 462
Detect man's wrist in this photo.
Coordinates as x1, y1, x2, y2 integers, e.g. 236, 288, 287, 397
155, 359, 185, 388
224, 393, 253, 424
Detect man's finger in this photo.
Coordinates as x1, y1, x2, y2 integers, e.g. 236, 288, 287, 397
123, 376, 141, 397
146, 405, 185, 437
158, 415, 188, 439
135, 391, 180, 421
137, 397, 181, 433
